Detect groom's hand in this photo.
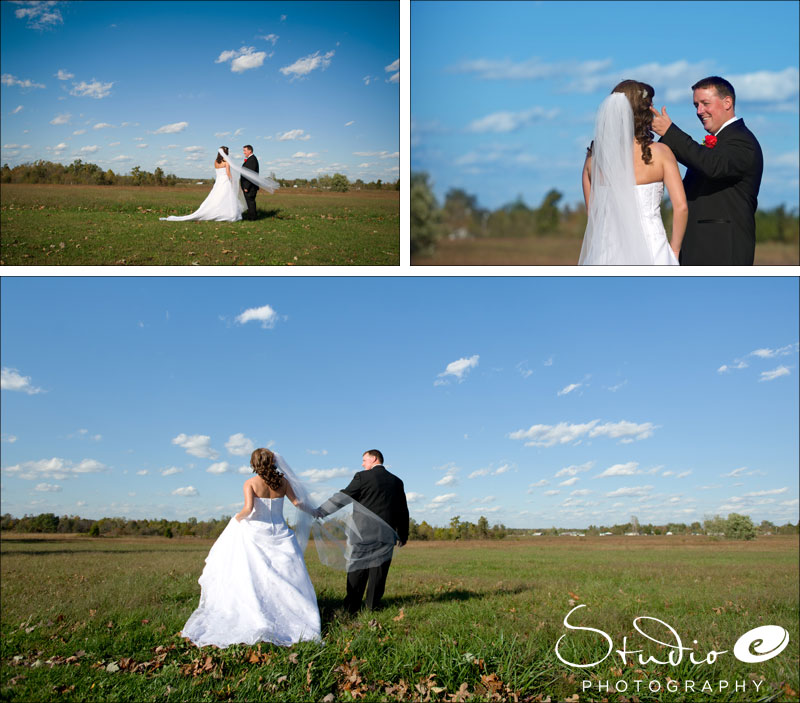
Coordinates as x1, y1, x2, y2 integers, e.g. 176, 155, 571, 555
650, 106, 672, 137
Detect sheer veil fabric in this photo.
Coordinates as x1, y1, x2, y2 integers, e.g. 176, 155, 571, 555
219, 148, 280, 194
578, 93, 655, 265
274, 454, 398, 573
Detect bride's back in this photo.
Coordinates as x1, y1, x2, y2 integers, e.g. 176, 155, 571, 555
633, 141, 669, 186
250, 474, 286, 499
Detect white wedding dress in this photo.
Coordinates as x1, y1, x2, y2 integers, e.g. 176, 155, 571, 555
579, 93, 679, 265
635, 182, 679, 264
181, 496, 321, 648
160, 166, 243, 222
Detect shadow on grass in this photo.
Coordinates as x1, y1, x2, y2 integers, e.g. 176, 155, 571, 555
317, 585, 530, 627
246, 208, 280, 221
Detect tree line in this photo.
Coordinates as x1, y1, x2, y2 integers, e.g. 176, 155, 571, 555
3, 511, 795, 541
0, 159, 400, 193
411, 171, 800, 256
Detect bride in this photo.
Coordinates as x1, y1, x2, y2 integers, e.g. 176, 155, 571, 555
160, 147, 279, 223
579, 80, 688, 265
181, 448, 321, 647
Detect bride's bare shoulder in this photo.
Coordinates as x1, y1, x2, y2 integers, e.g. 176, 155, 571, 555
650, 142, 674, 159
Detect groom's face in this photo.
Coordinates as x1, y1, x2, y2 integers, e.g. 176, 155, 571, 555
693, 87, 733, 135
243, 148, 252, 159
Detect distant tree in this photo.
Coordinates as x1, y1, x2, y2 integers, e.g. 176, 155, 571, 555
410, 171, 442, 256
89, 522, 100, 537
535, 189, 563, 234
330, 173, 350, 192
724, 513, 756, 541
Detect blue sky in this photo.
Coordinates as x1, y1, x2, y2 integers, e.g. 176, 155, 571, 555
411, 1, 800, 212
1, 1, 399, 182
2, 276, 797, 530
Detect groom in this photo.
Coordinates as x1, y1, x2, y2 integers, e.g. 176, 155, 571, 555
320, 450, 409, 613
241, 145, 259, 220
650, 76, 763, 265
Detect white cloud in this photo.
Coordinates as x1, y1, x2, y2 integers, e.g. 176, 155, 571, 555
172, 486, 198, 497
70, 80, 114, 99
238, 465, 252, 475
594, 462, 640, 478
3, 457, 107, 481
728, 67, 799, 103
34, 482, 62, 492
49, 112, 71, 125
153, 121, 188, 134
235, 304, 280, 329
14, 1, 63, 29
1, 367, 45, 394
278, 129, 311, 141
760, 365, 791, 382
55, 69, 74, 80
259, 34, 279, 46
12, 105, 24, 114
406, 492, 424, 503
571, 489, 592, 496
299, 467, 352, 483
207, 462, 230, 475
559, 477, 579, 486
172, 434, 220, 459
555, 462, 594, 478
136, 470, 149, 476
466, 106, 559, 134
468, 468, 490, 479
93, 122, 113, 130
450, 56, 611, 82
385, 58, 400, 73
605, 485, 653, 498
436, 474, 458, 486
544, 490, 560, 496
226, 433, 255, 456
509, 419, 657, 448
528, 479, 549, 488
2, 74, 46, 89
216, 46, 269, 73
435, 355, 479, 385
184, 145, 205, 153
1, 434, 18, 443
742, 488, 787, 497
292, 151, 318, 158
78, 145, 100, 154
430, 493, 458, 505
718, 360, 748, 373
676, 470, 692, 479
161, 467, 182, 476
557, 382, 582, 396
344, 120, 354, 127
280, 50, 335, 80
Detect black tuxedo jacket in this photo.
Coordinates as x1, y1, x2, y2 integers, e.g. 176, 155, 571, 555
338, 466, 409, 544
241, 154, 259, 194
659, 119, 762, 265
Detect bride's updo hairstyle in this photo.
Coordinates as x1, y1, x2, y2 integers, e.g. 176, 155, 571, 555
215, 146, 229, 165
611, 79, 655, 165
250, 448, 284, 490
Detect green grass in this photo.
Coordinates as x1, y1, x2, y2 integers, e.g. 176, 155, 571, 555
0, 184, 399, 266
1, 534, 797, 702
412, 236, 800, 266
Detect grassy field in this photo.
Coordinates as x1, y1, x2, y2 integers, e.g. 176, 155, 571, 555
411, 237, 800, 266
0, 184, 399, 266
1, 533, 797, 702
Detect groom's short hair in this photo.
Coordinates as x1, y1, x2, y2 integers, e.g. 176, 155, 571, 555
243, 144, 253, 152
692, 76, 735, 108
364, 449, 384, 465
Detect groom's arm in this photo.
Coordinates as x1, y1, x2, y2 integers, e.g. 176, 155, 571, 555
317, 473, 362, 517
659, 123, 756, 181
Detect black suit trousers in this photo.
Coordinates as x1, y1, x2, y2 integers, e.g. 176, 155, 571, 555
243, 189, 257, 219
345, 559, 392, 612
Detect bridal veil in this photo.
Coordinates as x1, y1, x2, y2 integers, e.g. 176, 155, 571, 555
274, 454, 398, 573
578, 93, 654, 265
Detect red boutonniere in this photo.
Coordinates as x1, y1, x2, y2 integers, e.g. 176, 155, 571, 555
703, 135, 717, 149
